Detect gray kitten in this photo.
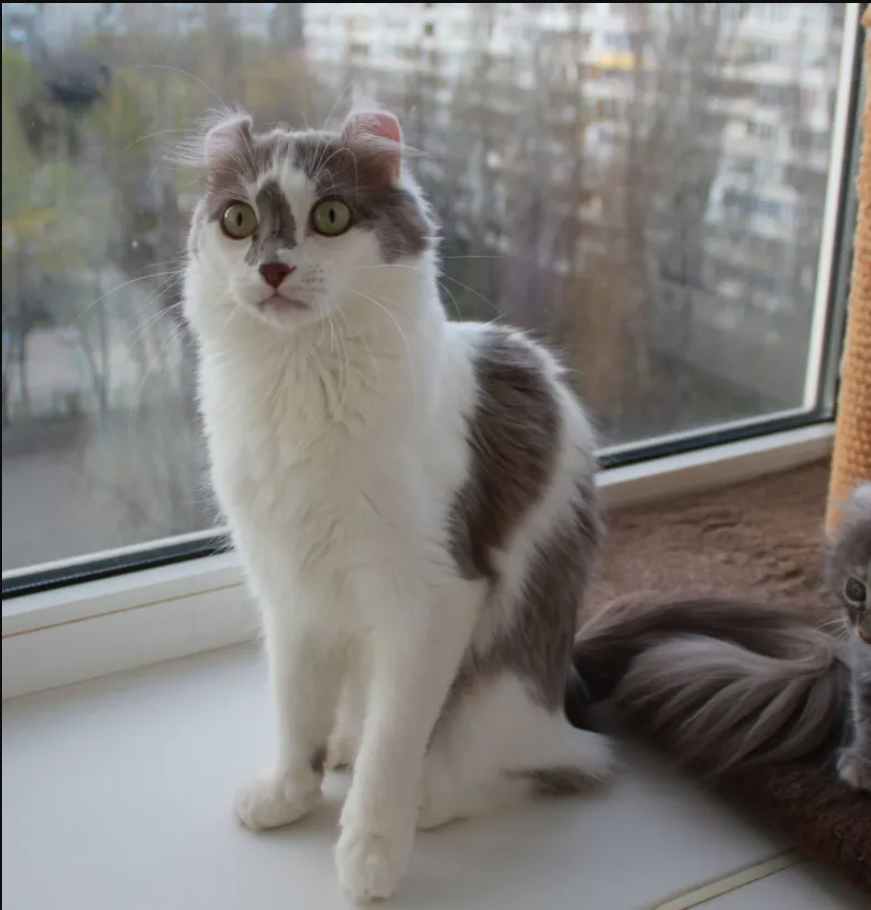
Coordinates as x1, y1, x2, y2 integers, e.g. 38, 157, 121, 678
827, 483, 871, 790
569, 482, 871, 791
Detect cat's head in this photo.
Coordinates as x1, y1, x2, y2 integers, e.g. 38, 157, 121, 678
183, 109, 435, 335
827, 483, 871, 644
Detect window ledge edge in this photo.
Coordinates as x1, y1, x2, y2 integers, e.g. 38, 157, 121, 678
3, 422, 833, 700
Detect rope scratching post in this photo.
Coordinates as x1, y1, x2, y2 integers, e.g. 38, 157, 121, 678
826, 8, 871, 536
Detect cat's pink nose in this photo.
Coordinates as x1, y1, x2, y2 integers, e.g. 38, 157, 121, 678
259, 262, 294, 288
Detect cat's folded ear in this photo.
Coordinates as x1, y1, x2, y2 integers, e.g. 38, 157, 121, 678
341, 110, 403, 182
203, 113, 253, 168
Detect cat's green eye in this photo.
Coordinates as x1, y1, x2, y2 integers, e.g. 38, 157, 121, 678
311, 199, 352, 237
845, 577, 867, 606
222, 202, 258, 239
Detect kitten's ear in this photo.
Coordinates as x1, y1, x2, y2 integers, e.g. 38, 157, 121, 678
203, 114, 253, 167
341, 110, 402, 181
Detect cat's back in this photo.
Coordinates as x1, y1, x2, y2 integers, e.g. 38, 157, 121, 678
438, 321, 596, 469
433, 322, 598, 578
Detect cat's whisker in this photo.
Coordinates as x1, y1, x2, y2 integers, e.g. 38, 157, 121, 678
126, 310, 191, 490
432, 274, 465, 322
820, 619, 851, 641
347, 262, 503, 319
311, 84, 355, 174
331, 313, 353, 415
71, 272, 183, 329
333, 309, 372, 414
338, 306, 381, 400
320, 83, 354, 135
334, 297, 357, 414
123, 126, 192, 154
322, 309, 342, 395
350, 263, 464, 321
344, 287, 413, 354
317, 145, 359, 196
123, 294, 181, 352
344, 287, 417, 414
315, 299, 330, 351
818, 616, 846, 630
120, 64, 229, 110
141, 257, 188, 273
436, 273, 503, 318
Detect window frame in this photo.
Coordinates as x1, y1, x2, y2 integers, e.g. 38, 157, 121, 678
2, 421, 835, 699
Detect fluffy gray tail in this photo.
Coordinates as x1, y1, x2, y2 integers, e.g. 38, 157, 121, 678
571, 595, 849, 778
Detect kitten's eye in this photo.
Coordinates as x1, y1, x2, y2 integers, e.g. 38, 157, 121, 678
221, 202, 258, 239
844, 577, 867, 605
311, 199, 352, 237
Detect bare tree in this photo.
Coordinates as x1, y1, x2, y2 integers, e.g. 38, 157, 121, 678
597, 3, 842, 436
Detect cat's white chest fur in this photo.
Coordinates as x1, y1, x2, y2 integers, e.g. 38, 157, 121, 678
199, 328, 457, 633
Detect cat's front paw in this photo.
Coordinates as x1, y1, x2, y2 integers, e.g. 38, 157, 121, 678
234, 773, 321, 831
335, 824, 413, 903
837, 749, 871, 793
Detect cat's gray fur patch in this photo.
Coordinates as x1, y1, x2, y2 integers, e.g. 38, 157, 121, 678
448, 328, 562, 582
446, 327, 600, 711
243, 178, 298, 265
203, 119, 277, 215
510, 482, 600, 707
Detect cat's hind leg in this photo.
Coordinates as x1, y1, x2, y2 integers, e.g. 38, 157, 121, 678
417, 673, 614, 830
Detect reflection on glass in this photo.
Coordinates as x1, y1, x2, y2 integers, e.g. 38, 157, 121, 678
0, 3, 848, 570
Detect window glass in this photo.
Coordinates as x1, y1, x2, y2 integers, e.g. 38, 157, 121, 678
0, 3, 851, 571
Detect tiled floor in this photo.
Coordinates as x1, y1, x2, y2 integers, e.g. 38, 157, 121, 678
2, 645, 865, 910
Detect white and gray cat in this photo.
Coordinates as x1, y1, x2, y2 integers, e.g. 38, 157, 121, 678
182, 108, 612, 902
572, 482, 871, 792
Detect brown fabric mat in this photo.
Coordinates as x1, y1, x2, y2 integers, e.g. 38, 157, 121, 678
584, 459, 871, 895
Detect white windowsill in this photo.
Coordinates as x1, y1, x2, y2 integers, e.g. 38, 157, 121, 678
2, 422, 834, 699
3, 642, 864, 910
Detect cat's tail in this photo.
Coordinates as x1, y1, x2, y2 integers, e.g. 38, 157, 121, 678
569, 594, 850, 777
